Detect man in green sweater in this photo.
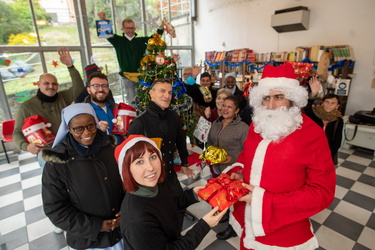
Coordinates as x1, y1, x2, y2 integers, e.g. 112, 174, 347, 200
13, 47, 84, 163
98, 12, 164, 106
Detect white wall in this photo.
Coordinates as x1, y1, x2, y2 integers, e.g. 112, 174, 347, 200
194, 0, 375, 115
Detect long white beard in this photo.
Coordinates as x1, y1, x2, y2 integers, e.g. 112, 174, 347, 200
252, 106, 303, 141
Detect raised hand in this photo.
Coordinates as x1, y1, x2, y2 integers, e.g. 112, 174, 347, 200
58, 47, 73, 67
192, 65, 202, 78
309, 75, 321, 98
97, 12, 106, 20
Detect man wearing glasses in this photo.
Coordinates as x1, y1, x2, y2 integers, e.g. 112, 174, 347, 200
98, 12, 165, 107
84, 72, 122, 143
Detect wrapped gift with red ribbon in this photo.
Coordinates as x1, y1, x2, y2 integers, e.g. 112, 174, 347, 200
198, 173, 249, 211
111, 103, 137, 135
21, 115, 55, 145
285, 61, 314, 79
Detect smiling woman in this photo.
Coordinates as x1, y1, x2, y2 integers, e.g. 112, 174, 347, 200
41, 103, 125, 250
114, 135, 228, 250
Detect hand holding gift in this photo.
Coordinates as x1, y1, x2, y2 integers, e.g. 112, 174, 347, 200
111, 103, 137, 135
22, 115, 55, 145
197, 173, 249, 211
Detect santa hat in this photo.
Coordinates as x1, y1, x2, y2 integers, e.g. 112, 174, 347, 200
114, 135, 161, 181
250, 64, 308, 108
258, 63, 299, 89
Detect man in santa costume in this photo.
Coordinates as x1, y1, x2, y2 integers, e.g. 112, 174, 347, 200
223, 63, 336, 249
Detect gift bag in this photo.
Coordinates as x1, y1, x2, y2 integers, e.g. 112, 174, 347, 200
199, 145, 227, 165
111, 103, 137, 135
193, 116, 211, 143
198, 173, 248, 211
199, 86, 212, 100
21, 115, 55, 145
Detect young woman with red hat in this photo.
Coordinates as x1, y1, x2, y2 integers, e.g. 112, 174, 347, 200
115, 135, 228, 249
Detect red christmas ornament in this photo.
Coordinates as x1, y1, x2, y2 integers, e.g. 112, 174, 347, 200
147, 63, 152, 66
52, 60, 59, 68
165, 60, 170, 64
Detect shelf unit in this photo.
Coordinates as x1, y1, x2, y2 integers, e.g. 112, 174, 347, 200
204, 46, 355, 115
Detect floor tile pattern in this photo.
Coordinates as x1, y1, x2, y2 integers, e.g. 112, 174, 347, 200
0, 146, 374, 250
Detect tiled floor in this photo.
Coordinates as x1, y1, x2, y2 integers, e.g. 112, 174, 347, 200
0, 146, 374, 250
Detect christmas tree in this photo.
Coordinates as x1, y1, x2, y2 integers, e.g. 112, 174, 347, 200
135, 33, 197, 140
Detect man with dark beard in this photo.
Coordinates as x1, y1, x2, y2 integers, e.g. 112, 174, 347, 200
84, 72, 121, 143
221, 64, 336, 250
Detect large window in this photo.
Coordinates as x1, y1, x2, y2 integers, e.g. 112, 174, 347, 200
0, 0, 194, 122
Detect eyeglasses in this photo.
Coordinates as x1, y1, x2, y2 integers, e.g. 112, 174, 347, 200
69, 123, 96, 134
90, 84, 109, 90
124, 27, 135, 30
183, 73, 192, 76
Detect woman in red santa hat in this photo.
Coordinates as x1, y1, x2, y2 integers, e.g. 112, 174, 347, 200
222, 64, 336, 250
114, 135, 228, 249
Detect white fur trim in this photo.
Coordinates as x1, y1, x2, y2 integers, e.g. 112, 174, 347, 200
229, 206, 243, 238
117, 137, 161, 181
243, 201, 319, 249
243, 139, 270, 247
244, 234, 319, 250
250, 139, 271, 186
22, 122, 47, 135
258, 77, 300, 90
251, 186, 265, 236
244, 203, 256, 245
222, 162, 244, 174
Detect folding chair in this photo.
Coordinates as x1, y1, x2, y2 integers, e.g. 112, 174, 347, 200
1, 119, 15, 164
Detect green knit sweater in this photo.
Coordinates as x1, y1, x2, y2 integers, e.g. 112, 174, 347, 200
13, 66, 84, 151
107, 29, 163, 74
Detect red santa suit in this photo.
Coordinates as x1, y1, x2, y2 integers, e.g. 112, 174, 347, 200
224, 114, 336, 250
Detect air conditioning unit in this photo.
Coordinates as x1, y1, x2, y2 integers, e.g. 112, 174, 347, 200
271, 6, 310, 33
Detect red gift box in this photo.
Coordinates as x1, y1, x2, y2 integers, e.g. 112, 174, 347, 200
198, 173, 248, 211
111, 103, 137, 135
21, 115, 55, 145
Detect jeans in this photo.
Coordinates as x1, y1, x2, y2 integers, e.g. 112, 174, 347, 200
120, 76, 136, 107
37, 151, 46, 169
69, 239, 124, 250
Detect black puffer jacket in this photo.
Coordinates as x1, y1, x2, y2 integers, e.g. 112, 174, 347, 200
41, 131, 125, 249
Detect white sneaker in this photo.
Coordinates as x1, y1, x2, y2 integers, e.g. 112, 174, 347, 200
54, 227, 63, 234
